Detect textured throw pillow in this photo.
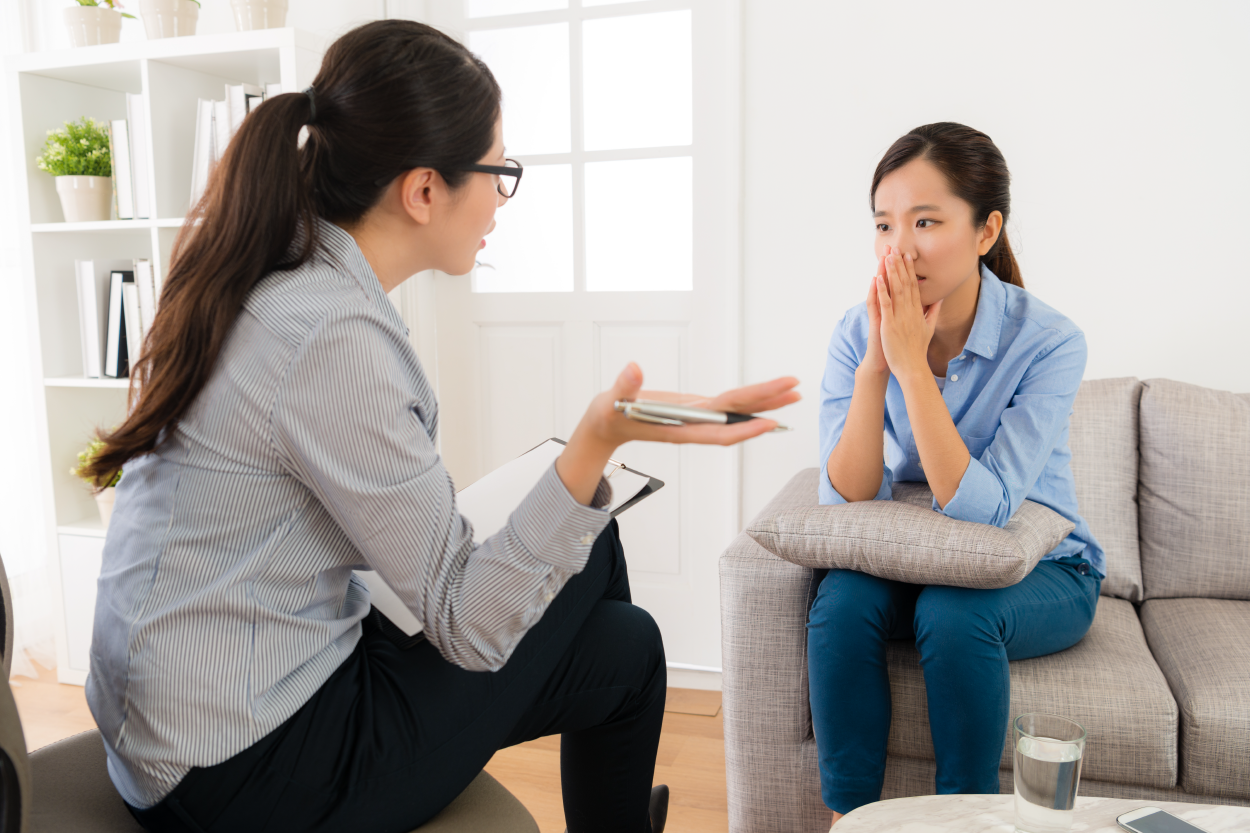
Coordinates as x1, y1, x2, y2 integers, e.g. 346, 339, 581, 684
746, 482, 1075, 589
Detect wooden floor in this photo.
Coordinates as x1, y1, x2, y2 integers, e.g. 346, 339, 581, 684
11, 662, 729, 832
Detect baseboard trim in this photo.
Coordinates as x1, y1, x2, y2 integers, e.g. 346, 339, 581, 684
667, 663, 722, 691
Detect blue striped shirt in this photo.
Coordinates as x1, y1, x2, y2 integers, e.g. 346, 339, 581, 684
818, 265, 1104, 578
86, 220, 613, 808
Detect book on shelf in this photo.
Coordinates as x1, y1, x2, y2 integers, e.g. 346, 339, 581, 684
134, 258, 158, 340
212, 100, 231, 166
104, 270, 134, 378
190, 98, 214, 208
75, 259, 131, 379
189, 82, 281, 205
228, 83, 265, 135
75, 261, 106, 378
122, 283, 143, 368
126, 93, 152, 220
108, 119, 135, 221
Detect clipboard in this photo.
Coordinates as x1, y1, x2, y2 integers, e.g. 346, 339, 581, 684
543, 438, 665, 517
357, 438, 664, 648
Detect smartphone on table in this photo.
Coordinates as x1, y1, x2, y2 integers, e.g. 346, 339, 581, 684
1117, 807, 1213, 833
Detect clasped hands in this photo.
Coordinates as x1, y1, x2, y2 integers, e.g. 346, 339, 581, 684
862, 245, 942, 382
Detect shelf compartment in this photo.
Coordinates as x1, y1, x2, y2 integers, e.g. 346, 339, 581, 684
45, 385, 130, 534
45, 376, 131, 389
57, 516, 108, 538
32, 231, 153, 379
31, 220, 154, 233
17, 72, 135, 226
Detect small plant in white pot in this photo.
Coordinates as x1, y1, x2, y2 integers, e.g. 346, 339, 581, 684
36, 117, 114, 223
64, 0, 134, 47
73, 438, 123, 529
140, 0, 199, 38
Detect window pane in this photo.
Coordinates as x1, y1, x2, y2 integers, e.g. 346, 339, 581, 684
585, 157, 691, 292
583, 11, 692, 151
468, 0, 566, 17
470, 24, 571, 155
473, 164, 574, 293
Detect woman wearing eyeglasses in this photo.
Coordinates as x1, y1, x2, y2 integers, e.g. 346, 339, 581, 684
82, 20, 797, 833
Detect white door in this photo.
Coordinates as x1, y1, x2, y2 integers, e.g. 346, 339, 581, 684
406, 0, 743, 671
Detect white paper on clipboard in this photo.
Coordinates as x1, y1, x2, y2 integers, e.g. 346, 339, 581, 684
355, 439, 659, 637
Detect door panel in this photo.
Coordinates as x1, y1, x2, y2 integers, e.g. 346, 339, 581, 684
480, 323, 563, 470
416, 0, 741, 670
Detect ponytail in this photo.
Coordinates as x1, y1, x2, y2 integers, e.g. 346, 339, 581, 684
983, 228, 1023, 288
82, 20, 501, 488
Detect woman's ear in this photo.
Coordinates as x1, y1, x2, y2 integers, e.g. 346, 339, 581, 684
977, 210, 1004, 256
399, 168, 438, 226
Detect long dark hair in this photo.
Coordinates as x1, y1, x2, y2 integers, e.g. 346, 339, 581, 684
83, 20, 501, 488
870, 122, 1022, 288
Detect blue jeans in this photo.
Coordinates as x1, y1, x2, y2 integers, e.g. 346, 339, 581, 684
806, 557, 1101, 814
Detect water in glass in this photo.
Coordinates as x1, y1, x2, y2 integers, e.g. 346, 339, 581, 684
1013, 734, 1083, 833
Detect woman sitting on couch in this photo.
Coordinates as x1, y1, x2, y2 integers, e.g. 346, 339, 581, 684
812, 122, 1105, 827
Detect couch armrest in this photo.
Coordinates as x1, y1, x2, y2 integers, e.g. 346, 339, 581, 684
720, 530, 818, 745
721, 470, 830, 831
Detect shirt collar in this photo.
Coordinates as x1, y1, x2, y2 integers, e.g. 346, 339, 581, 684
315, 218, 409, 335
962, 263, 1006, 360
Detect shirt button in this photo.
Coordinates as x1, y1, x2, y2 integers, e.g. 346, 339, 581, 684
951, 374, 959, 382
957, 355, 965, 361
580, 533, 595, 545
544, 592, 554, 602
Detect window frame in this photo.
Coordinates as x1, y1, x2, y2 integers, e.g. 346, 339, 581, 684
424, 0, 726, 295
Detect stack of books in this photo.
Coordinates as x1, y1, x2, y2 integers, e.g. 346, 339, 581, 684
190, 81, 283, 207
74, 258, 162, 379
107, 94, 152, 221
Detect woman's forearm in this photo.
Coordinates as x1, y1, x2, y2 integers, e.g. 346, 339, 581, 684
826, 366, 889, 502
556, 425, 617, 506
896, 370, 970, 508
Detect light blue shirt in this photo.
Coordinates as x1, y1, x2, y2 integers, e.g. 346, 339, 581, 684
818, 265, 1104, 578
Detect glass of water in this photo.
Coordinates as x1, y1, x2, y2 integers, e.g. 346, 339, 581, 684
1013, 713, 1086, 833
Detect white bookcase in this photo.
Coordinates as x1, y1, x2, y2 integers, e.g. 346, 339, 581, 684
6, 28, 325, 685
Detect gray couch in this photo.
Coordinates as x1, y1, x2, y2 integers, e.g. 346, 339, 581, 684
719, 378, 1250, 832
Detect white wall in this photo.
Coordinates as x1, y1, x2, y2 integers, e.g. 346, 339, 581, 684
739, 0, 1250, 520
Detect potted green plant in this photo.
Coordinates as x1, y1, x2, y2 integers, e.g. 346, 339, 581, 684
72, 438, 122, 529
36, 117, 114, 223
64, 0, 134, 47
139, 0, 199, 38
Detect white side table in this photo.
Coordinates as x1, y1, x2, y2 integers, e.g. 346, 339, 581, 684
837, 794, 1250, 832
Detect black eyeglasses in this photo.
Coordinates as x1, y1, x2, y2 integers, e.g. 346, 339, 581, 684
460, 158, 523, 198
374, 158, 524, 197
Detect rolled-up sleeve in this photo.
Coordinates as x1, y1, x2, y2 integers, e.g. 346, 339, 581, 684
271, 309, 612, 672
940, 332, 1087, 527
818, 308, 893, 506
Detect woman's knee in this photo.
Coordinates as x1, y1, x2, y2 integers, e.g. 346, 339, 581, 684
809, 570, 901, 637
586, 600, 665, 679
913, 587, 1000, 654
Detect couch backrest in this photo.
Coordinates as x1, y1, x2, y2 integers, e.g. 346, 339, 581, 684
1138, 378, 1250, 601
1069, 377, 1144, 601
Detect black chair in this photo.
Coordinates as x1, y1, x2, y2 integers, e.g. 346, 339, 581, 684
0, 552, 536, 832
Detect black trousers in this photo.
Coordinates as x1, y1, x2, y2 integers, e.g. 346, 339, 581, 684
130, 520, 666, 833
